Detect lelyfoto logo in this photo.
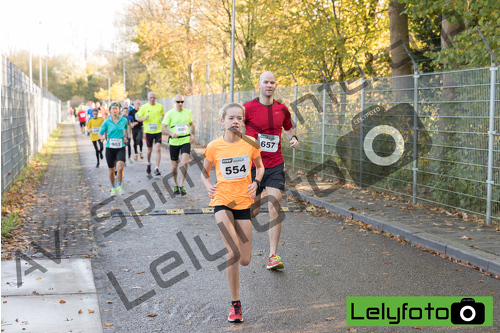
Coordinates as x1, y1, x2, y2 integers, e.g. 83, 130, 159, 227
346, 296, 493, 326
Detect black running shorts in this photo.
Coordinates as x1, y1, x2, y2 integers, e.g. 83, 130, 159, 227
214, 206, 251, 220
105, 147, 126, 168
145, 133, 162, 148
251, 162, 285, 196
169, 143, 191, 161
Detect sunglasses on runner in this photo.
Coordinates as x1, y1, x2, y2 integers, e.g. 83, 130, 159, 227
176, 101, 184, 104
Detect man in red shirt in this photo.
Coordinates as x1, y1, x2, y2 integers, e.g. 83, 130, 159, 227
77, 102, 88, 136
244, 71, 299, 270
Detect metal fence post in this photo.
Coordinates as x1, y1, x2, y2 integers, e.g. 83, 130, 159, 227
359, 77, 365, 187
486, 65, 497, 224
200, 94, 203, 145
403, 44, 420, 205
293, 84, 298, 171
287, 65, 299, 171
237, 89, 240, 104
321, 82, 326, 179
412, 71, 420, 204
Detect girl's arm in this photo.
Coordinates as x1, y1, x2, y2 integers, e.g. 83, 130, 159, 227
247, 156, 264, 198
201, 158, 217, 199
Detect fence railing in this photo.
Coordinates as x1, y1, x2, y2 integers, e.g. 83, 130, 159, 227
1, 55, 62, 193
154, 65, 499, 225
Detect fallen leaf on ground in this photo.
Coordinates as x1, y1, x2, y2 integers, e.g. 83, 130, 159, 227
148, 314, 157, 317
88, 309, 94, 313
104, 323, 113, 326
78, 309, 82, 314
59, 300, 66, 304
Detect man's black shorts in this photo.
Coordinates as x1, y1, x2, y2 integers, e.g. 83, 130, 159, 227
80, 121, 86, 127
251, 162, 285, 196
214, 206, 251, 220
169, 142, 191, 161
105, 147, 126, 168
145, 133, 162, 148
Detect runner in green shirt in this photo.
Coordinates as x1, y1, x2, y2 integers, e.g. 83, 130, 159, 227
161, 94, 195, 195
136, 91, 165, 176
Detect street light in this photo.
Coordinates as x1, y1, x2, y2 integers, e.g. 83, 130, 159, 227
93, 72, 111, 106
99, 49, 126, 102
229, 0, 236, 102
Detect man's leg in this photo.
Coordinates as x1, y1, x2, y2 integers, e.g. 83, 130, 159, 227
251, 194, 262, 218
171, 160, 179, 186
179, 152, 190, 187
147, 147, 153, 163
266, 187, 283, 258
155, 142, 161, 169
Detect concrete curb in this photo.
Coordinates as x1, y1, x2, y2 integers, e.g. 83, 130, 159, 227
286, 189, 500, 277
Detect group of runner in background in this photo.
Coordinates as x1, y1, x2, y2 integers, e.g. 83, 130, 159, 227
75, 71, 300, 323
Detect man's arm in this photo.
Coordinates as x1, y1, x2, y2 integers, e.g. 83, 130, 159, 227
162, 124, 173, 136
284, 128, 299, 149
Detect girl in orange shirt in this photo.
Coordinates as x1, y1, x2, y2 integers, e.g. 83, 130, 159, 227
201, 103, 264, 323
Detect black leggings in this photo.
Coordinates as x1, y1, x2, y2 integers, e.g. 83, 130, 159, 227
125, 139, 131, 158
92, 140, 103, 163
132, 127, 143, 154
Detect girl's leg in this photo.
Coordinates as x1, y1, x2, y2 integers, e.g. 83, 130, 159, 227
215, 210, 241, 301
234, 218, 252, 267
116, 161, 125, 183
108, 167, 115, 186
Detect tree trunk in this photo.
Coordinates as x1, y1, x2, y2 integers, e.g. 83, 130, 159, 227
437, 1, 461, 159
388, 0, 412, 101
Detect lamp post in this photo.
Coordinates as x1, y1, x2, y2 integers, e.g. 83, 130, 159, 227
93, 72, 110, 106
229, 0, 236, 102
100, 49, 125, 101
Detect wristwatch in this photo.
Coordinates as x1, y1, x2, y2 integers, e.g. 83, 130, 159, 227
291, 135, 298, 141
253, 179, 261, 188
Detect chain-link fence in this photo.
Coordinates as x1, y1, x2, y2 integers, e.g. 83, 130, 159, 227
1, 55, 62, 193
155, 65, 499, 225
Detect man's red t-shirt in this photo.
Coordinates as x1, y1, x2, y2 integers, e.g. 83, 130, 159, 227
78, 110, 87, 122
244, 98, 293, 168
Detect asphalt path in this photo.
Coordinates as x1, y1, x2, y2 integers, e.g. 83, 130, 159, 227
74, 124, 499, 332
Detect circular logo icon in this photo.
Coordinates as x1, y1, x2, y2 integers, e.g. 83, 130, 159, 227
363, 125, 405, 166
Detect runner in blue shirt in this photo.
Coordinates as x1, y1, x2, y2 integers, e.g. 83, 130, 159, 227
99, 102, 129, 196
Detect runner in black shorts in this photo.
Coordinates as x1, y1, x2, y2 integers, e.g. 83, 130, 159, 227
136, 92, 165, 176
98, 102, 129, 197
129, 100, 144, 160
162, 94, 195, 195
244, 71, 299, 270
169, 142, 191, 161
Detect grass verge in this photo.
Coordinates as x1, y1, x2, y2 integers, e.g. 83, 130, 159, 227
1, 125, 62, 238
